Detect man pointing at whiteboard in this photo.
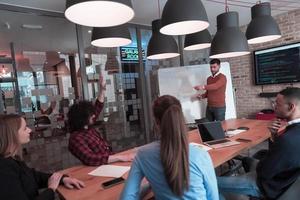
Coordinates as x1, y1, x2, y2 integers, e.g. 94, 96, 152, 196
194, 59, 227, 121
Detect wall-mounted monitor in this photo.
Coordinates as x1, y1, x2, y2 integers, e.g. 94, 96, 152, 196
120, 47, 145, 62
254, 42, 300, 85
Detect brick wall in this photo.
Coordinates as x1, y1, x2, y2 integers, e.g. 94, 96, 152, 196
223, 9, 300, 118
185, 9, 300, 119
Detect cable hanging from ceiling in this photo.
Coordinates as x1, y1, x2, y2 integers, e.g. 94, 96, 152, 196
209, 0, 250, 58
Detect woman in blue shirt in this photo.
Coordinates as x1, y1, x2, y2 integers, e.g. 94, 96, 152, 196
120, 95, 219, 200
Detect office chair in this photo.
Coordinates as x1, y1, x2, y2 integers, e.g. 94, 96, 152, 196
277, 176, 300, 200
249, 176, 300, 200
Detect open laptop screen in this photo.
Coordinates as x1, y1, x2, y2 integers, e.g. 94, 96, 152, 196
197, 121, 225, 142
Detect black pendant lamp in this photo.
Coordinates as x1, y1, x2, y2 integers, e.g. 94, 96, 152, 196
184, 29, 211, 51
160, 0, 209, 36
147, 19, 180, 60
246, 2, 281, 44
210, 12, 250, 59
65, 0, 134, 27
91, 25, 132, 47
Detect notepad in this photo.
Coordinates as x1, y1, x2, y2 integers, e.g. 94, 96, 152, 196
190, 142, 212, 151
226, 129, 246, 137
88, 165, 130, 178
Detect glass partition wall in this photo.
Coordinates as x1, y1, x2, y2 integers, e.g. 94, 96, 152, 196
0, 7, 157, 171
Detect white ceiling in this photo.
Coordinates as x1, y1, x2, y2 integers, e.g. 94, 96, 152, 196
0, 0, 299, 54
0, 0, 299, 33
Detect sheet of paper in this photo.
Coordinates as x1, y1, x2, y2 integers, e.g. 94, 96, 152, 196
190, 142, 212, 151
88, 165, 130, 178
226, 129, 245, 137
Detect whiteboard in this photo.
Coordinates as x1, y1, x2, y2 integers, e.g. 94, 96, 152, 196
158, 62, 236, 123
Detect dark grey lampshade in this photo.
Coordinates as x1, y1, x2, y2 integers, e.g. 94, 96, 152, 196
147, 19, 180, 60
65, 0, 134, 27
160, 0, 209, 35
184, 29, 211, 51
210, 12, 250, 59
91, 25, 132, 47
246, 2, 281, 44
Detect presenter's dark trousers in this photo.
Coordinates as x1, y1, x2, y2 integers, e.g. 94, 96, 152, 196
206, 106, 226, 121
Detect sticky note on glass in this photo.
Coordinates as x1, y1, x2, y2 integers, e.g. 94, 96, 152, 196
31, 89, 39, 96
68, 87, 75, 93
22, 97, 32, 106
6, 106, 16, 113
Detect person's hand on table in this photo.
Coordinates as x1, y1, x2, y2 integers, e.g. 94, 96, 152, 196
48, 172, 63, 191
62, 177, 85, 189
118, 152, 136, 162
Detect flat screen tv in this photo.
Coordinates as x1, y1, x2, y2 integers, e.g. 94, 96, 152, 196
254, 42, 300, 85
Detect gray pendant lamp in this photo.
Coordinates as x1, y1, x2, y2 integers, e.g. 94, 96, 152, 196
184, 29, 211, 51
65, 0, 134, 27
210, 12, 250, 59
147, 19, 180, 60
246, 2, 281, 44
91, 25, 132, 47
160, 0, 209, 36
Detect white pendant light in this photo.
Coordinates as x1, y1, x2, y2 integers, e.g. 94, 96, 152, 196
91, 24, 132, 47
147, 19, 180, 60
246, 2, 281, 44
160, 0, 209, 36
147, 0, 180, 60
184, 29, 211, 51
65, 0, 135, 27
210, 1, 249, 59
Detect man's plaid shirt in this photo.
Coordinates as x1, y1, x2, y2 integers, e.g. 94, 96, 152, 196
68, 100, 112, 166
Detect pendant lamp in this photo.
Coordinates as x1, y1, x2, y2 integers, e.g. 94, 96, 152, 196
91, 25, 132, 47
160, 0, 209, 36
147, 19, 180, 60
210, 12, 250, 59
184, 29, 211, 51
246, 2, 281, 44
65, 0, 135, 27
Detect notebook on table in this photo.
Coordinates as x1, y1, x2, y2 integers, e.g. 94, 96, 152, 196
197, 121, 240, 148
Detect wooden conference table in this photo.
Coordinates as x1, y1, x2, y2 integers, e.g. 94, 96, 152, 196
57, 119, 270, 200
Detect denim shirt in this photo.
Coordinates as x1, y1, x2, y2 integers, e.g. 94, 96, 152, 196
120, 141, 219, 200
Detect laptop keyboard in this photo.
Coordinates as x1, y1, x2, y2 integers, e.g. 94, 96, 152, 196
206, 139, 231, 145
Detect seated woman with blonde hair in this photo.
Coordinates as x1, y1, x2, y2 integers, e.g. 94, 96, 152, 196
0, 114, 85, 200
120, 95, 219, 200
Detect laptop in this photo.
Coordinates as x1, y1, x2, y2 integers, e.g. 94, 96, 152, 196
197, 121, 240, 148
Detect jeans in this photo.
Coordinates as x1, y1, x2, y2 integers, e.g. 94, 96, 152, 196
206, 106, 226, 121
218, 172, 263, 200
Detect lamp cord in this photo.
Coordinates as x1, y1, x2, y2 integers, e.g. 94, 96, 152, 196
157, 0, 161, 18
225, 0, 229, 12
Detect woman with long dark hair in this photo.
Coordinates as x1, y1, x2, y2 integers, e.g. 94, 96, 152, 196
120, 95, 218, 199
0, 114, 84, 200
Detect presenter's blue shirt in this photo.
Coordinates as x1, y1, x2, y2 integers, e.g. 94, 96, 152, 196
120, 141, 219, 200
